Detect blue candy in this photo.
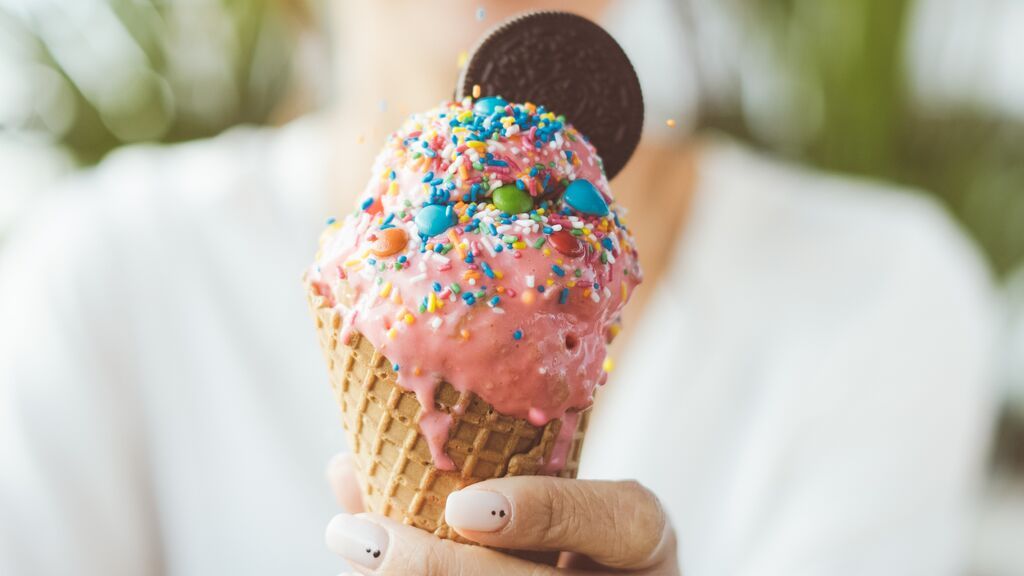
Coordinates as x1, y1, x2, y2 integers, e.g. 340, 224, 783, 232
415, 204, 456, 237
563, 179, 609, 216
473, 96, 508, 116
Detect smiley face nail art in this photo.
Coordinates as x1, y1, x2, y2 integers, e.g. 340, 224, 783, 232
445, 489, 512, 532
325, 514, 388, 569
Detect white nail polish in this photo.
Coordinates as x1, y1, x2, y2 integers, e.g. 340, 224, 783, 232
445, 489, 511, 532
325, 514, 387, 569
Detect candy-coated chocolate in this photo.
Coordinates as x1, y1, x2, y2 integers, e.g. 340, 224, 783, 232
563, 179, 609, 216
371, 228, 409, 257
473, 96, 508, 116
415, 204, 456, 237
493, 184, 533, 214
548, 229, 585, 258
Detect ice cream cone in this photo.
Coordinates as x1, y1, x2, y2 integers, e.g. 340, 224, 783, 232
310, 287, 590, 542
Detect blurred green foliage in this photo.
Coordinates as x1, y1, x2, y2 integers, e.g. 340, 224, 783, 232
694, 0, 1024, 274
0, 0, 300, 165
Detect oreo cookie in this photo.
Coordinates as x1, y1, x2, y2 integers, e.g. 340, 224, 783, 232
457, 11, 644, 180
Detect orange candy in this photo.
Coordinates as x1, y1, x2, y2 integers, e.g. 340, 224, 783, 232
548, 229, 585, 258
370, 228, 409, 257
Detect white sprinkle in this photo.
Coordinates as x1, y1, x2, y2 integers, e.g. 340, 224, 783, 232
539, 367, 547, 375
552, 224, 563, 232
482, 237, 497, 257
606, 253, 616, 264
525, 275, 535, 288
430, 317, 443, 330
409, 273, 427, 283
590, 291, 600, 303
491, 306, 506, 314
468, 278, 477, 286
572, 220, 584, 229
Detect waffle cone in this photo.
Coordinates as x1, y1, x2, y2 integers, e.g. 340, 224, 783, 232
309, 287, 590, 542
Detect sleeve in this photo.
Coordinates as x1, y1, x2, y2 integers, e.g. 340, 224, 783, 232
0, 194, 162, 575
730, 207, 998, 576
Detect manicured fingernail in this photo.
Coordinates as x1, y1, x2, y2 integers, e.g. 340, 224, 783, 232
445, 489, 511, 532
325, 514, 387, 569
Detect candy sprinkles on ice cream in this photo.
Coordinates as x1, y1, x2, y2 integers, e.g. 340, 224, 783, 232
308, 95, 642, 466
316, 95, 640, 337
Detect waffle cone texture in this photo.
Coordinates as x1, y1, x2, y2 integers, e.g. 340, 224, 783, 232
309, 288, 590, 542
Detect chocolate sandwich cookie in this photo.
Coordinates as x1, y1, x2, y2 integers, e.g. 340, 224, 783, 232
457, 11, 644, 180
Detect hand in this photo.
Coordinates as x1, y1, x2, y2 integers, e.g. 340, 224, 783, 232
325, 453, 680, 575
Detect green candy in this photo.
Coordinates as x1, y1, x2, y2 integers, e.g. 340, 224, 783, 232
493, 184, 533, 214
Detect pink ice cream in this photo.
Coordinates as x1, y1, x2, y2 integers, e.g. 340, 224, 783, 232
306, 97, 641, 471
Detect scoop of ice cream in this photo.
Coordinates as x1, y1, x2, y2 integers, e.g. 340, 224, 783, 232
307, 97, 641, 470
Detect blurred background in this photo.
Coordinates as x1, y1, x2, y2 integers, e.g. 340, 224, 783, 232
1, 0, 1022, 573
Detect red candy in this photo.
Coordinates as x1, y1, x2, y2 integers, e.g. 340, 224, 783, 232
370, 228, 409, 257
548, 230, 585, 258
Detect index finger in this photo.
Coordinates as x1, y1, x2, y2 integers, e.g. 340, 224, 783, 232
444, 477, 674, 570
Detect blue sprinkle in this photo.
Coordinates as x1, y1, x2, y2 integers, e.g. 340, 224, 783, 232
422, 171, 434, 183
601, 237, 614, 250
462, 293, 476, 305
481, 261, 496, 279
494, 243, 504, 253
393, 363, 400, 372
326, 217, 336, 225
537, 285, 546, 294
489, 295, 501, 307
513, 329, 523, 341
360, 197, 375, 210
543, 226, 553, 234
389, 170, 397, 180
465, 252, 474, 264
397, 255, 408, 263
432, 282, 442, 292
382, 213, 395, 225
559, 287, 569, 304
367, 258, 377, 265
552, 265, 566, 277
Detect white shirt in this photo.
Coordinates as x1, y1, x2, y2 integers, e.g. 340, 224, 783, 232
0, 119, 997, 575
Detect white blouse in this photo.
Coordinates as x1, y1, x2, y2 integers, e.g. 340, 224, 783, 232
0, 119, 997, 575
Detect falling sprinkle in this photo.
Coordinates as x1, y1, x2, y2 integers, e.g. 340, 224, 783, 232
666, 118, 676, 128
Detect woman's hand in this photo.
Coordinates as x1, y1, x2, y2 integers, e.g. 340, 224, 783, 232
325, 454, 680, 575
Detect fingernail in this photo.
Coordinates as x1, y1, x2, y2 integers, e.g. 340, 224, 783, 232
325, 514, 387, 569
445, 489, 511, 532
